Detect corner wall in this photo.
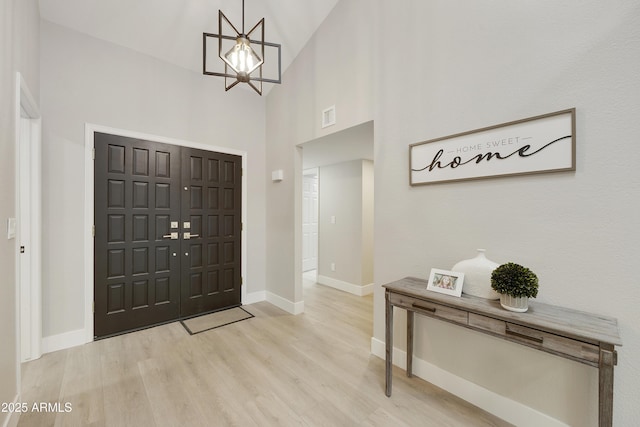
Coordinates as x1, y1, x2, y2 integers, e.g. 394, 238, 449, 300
265, 0, 373, 304
0, 0, 40, 425
266, 0, 639, 425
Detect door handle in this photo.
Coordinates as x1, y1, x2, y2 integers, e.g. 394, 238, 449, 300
163, 232, 179, 240
183, 232, 200, 240
411, 302, 436, 313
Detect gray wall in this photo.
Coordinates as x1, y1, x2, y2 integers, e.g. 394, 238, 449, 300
317, 160, 373, 287
0, 0, 40, 424
266, 0, 640, 425
40, 21, 267, 339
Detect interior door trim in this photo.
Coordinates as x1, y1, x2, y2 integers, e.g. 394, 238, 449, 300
84, 123, 247, 343
15, 72, 43, 365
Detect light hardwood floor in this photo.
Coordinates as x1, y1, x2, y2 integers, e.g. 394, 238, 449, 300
19, 278, 512, 427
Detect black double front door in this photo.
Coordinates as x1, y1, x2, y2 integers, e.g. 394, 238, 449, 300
94, 132, 242, 338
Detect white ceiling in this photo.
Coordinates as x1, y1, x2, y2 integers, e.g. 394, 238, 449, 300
39, 0, 340, 79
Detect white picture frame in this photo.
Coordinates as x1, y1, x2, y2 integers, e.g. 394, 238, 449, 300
427, 268, 465, 297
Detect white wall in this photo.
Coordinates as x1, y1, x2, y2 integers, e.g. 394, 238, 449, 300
372, 1, 640, 426
40, 21, 267, 340
0, 0, 40, 425
317, 160, 373, 290
265, 0, 373, 304
266, 0, 640, 425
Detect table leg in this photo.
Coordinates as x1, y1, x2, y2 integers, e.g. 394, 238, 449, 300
407, 310, 414, 377
385, 290, 393, 397
599, 344, 615, 427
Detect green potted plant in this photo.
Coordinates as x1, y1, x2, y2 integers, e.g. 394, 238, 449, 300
490, 262, 539, 312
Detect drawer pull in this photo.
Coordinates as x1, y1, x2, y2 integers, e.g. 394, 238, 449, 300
412, 303, 436, 313
506, 327, 543, 344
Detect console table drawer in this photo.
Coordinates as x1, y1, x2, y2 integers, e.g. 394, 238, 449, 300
469, 313, 506, 334
390, 293, 468, 325
505, 323, 600, 364
469, 313, 599, 364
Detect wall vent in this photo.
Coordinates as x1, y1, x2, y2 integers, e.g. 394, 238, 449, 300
322, 105, 336, 128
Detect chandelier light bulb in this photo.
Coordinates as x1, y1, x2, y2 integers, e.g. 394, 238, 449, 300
224, 36, 261, 81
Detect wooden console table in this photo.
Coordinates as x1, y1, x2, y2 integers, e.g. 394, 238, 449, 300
384, 277, 622, 427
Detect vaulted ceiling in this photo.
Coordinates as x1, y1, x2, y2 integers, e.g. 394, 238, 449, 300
39, 0, 340, 77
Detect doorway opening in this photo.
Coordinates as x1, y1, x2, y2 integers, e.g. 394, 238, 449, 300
298, 121, 374, 298
15, 72, 42, 363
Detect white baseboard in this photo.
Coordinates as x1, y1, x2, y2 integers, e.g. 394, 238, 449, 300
266, 291, 304, 315
41, 290, 266, 354
2, 394, 21, 427
370, 337, 567, 427
243, 290, 266, 305
42, 328, 88, 354
317, 275, 373, 296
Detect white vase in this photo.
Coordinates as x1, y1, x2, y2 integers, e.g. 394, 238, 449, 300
500, 294, 529, 312
452, 249, 500, 300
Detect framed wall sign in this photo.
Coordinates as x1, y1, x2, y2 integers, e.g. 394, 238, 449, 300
410, 108, 576, 185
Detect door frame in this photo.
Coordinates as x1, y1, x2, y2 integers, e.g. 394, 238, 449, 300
15, 72, 42, 364
84, 124, 247, 342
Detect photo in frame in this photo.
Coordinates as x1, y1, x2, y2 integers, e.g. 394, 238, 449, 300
427, 268, 465, 297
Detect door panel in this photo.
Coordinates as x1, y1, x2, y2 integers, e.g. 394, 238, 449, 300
95, 133, 181, 338
95, 133, 242, 337
180, 148, 242, 317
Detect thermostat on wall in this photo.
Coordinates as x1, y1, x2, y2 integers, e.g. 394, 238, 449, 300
272, 170, 284, 182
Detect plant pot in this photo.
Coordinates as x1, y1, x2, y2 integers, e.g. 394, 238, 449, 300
500, 294, 529, 312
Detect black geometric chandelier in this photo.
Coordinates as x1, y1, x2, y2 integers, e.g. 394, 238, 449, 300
203, 0, 281, 95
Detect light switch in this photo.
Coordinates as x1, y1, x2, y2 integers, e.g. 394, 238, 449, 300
330, 215, 336, 224
7, 218, 16, 240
